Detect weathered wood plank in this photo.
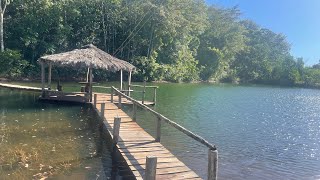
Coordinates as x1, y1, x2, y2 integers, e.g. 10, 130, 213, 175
93, 93, 202, 180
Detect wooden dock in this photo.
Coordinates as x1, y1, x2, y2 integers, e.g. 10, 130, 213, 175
93, 93, 202, 179
0, 83, 42, 92
0, 83, 218, 180
0, 83, 155, 105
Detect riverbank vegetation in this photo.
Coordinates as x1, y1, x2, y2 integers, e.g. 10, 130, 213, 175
0, 0, 319, 88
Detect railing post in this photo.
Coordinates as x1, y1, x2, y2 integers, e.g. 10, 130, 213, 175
128, 84, 131, 96
208, 149, 218, 180
111, 88, 114, 103
145, 156, 157, 180
118, 94, 122, 109
101, 103, 105, 117
133, 102, 137, 121
113, 117, 121, 146
155, 117, 161, 142
142, 81, 146, 104
94, 94, 97, 108
153, 88, 157, 105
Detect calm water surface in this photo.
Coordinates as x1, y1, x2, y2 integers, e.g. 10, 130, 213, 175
133, 83, 320, 180
2, 82, 320, 179
0, 89, 112, 179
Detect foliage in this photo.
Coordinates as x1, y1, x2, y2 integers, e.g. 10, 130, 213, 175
0, 0, 317, 88
0, 49, 29, 78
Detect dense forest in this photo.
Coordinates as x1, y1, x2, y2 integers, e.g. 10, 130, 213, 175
0, 0, 320, 87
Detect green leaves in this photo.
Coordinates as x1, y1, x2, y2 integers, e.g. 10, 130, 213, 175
0, 0, 315, 86
0, 49, 29, 78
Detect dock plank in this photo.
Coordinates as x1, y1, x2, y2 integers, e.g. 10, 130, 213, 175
94, 93, 201, 179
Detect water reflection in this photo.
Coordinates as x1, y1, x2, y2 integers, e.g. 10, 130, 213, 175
131, 84, 320, 180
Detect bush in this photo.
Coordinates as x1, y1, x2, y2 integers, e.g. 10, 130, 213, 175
0, 49, 29, 79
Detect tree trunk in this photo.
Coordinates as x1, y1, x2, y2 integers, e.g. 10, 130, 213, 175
0, 12, 4, 52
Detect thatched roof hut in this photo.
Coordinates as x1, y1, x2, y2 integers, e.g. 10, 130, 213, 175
38, 44, 135, 101
39, 44, 135, 72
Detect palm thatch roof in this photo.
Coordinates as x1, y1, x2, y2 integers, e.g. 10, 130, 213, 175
38, 44, 135, 72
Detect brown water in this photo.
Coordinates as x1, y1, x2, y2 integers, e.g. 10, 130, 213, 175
0, 89, 112, 179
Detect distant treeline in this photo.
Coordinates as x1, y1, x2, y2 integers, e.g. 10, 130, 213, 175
1, 0, 320, 87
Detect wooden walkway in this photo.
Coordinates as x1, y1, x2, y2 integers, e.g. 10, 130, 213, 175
0, 83, 155, 105
93, 93, 202, 179
0, 83, 42, 92
0, 83, 218, 179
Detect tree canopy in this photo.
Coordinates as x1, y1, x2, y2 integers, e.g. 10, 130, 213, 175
0, 0, 319, 88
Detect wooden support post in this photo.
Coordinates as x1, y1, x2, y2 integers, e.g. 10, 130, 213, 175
208, 149, 218, 180
113, 117, 121, 146
111, 88, 114, 103
142, 80, 146, 104
145, 156, 157, 180
101, 103, 105, 117
86, 67, 90, 82
120, 69, 123, 91
41, 61, 45, 97
132, 103, 137, 122
153, 88, 157, 105
118, 94, 122, 109
89, 68, 93, 102
155, 117, 161, 142
94, 94, 97, 108
48, 63, 52, 90
128, 70, 132, 96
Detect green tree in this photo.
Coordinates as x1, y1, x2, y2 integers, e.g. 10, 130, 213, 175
197, 6, 246, 81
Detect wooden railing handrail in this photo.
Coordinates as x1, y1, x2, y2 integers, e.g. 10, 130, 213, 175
112, 86, 216, 150
130, 84, 159, 89
92, 86, 112, 89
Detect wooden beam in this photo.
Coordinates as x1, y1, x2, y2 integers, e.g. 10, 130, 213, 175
101, 103, 105, 117
145, 156, 157, 180
118, 94, 122, 109
153, 88, 157, 105
86, 67, 90, 82
89, 68, 93, 102
94, 94, 97, 108
155, 117, 161, 142
142, 80, 146, 104
133, 103, 137, 121
208, 149, 218, 180
113, 117, 121, 146
41, 61, 45, 97
111, 88, 114, 103
128, 70, 132, 96
48, 62, 52, 90
120, 69, 123, 90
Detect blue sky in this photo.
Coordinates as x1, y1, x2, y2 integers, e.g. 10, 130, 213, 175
206, 0, 320, 65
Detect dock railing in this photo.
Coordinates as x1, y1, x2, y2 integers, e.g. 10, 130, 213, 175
111, 86, 218, 180
128, 82, 158, 105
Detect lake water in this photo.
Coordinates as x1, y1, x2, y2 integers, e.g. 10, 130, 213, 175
1, 82, 320, 179
0, 89, 113, 179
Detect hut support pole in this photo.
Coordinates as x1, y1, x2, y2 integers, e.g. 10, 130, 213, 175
41, 62, 45, 97
47, 63, 52, 90
89, 67, 93, 102
86, 68, 90, 82
128, 70, 132, 96
120, 69, 123, 91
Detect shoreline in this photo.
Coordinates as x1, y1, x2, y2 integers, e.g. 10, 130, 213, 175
1, 76, 320, 90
